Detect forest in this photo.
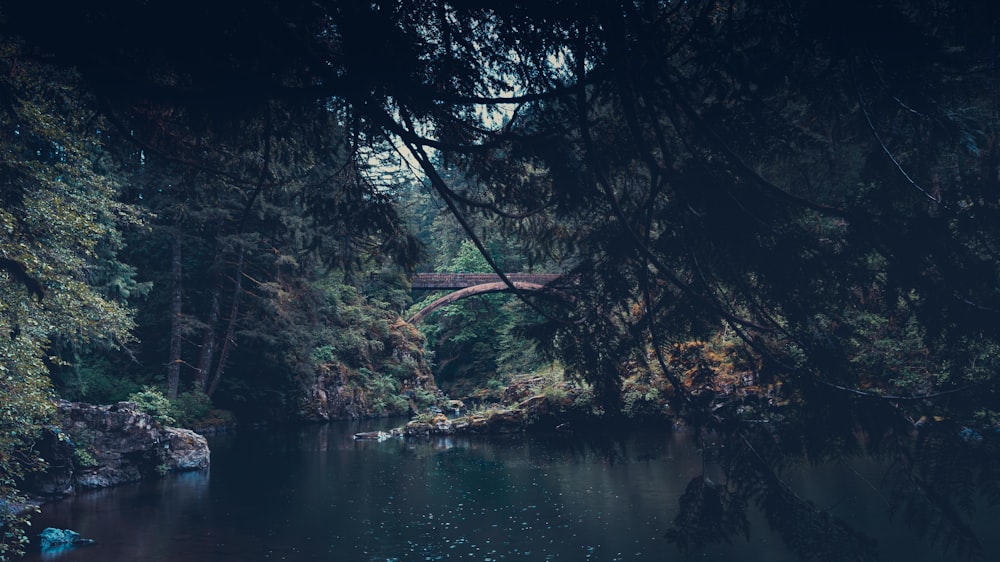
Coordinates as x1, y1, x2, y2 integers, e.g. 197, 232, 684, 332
1, 0, 1000, 559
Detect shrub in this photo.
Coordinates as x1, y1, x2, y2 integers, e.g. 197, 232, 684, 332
56, 355, 142, 404
169, 391, 214, 428
72, 447, 99, 468
128, 387, 175, 426
413, 389, 439, 409
623, 383, 665, 419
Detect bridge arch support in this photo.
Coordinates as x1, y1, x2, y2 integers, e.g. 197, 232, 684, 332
407, 281, 548, 324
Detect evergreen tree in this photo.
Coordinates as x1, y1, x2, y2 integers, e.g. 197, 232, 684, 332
0, 39, 139, 558
2, 2, 1000, 557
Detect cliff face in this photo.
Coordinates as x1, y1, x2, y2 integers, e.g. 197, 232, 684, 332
297, 321, 443, 421
23, 401, 210, 498
299, 360, 441, 421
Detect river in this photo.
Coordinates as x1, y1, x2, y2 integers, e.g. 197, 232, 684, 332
23, 419, 1000, 561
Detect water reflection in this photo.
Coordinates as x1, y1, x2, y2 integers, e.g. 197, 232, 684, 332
23, 419, 1000, 562
665, 415, 1000, 562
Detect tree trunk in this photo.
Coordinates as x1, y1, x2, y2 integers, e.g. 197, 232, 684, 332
206, 111, 270, 398
194, 244, 222, 392
167, 223, 183, 400
207, 245, 244, 397
195, 278, 221, 394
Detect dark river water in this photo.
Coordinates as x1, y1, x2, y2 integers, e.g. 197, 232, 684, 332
23, 419, 1000, 562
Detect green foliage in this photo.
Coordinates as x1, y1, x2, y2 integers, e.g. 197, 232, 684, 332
622, 382, 665, 420
410, 411, 439, 424
62, 427, 96, 469
6, 0, 1000, 429
2, 4, 999, 558
412, 389, 439, 410
127, 387, 176, 426
846, 306, 938, 393
168, 391, 213, 429
54, 355, 143, 404
444, 239, 491, 273
364, 271, 413, 315
217, 268, 435, 420
310, 345, 336, 365
973, 409, 1000, 430
352, 364, 411, 415
540, 384, 568, 404
0, 39, 140, 559
72, 447, 99, 469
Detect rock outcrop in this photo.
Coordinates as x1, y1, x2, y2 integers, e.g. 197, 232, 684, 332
38, 527, 96, 554
22, 401, 210, 498
298, 321, 443, 421
394, 378, 592, 437
163, 427, 211, 471
401, 408, 530, 437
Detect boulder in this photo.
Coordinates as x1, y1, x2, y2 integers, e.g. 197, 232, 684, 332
23, 401, 210, 498
353, 428, 404, 441
59, 401, 165, 490
38, 527, 95, 554
484, 408, 526, 433
403, 408, 527, 436
164, 428, 211, 470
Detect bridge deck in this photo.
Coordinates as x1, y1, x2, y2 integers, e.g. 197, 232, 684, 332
410, 273, 563, 290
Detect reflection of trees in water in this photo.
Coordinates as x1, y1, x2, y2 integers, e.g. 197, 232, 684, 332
879, 427, 999, 561
481, 395, 998, 561
661, 402, 999, 562
358, 415, 997, 561
667, 425, 882, 562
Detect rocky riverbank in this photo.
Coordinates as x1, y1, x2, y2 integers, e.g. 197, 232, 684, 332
22, 400, 210, 498
356, 373, 601, 440
355, 368, 683, 440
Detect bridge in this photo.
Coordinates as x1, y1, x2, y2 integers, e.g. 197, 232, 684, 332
409, 273, 563, 290
402, 272, 569, 324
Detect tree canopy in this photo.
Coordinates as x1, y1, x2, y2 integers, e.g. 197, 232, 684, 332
0, 38, 140, 557
3, 0, 999, 417
2, 0, 1000, 558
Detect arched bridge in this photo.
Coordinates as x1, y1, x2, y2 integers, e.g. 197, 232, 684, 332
405, 273, 569, 324
410, 273, 563, 290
